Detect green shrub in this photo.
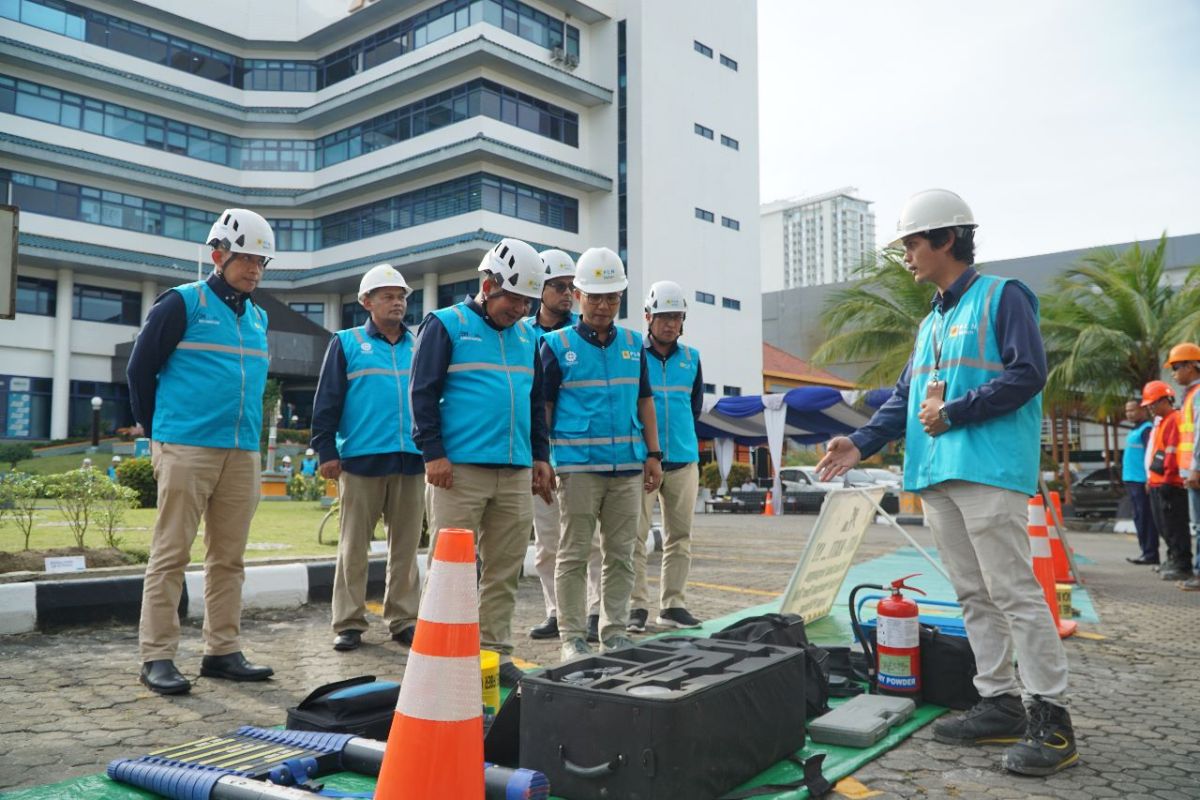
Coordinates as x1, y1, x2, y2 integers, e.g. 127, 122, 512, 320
41, 468, 110, 549
0, 442, 34, 470
96, 483, 139, 549
287, 473, 326, 501
700, 461, 753, 493
116, 457, 157, 508
0, 473, 43, 550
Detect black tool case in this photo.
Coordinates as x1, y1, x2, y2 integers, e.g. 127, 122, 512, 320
519, 637, 807, 800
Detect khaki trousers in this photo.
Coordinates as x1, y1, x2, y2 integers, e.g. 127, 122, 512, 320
332, 471, 425, 635
555, 473, 642, 643
139, 442, 259, 661
532, 488, 602, 617
921, 480, 1069, 705
427, 465, 532, 658
632, 463, 699, 610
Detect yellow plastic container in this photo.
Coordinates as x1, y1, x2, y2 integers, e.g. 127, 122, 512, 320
480, 649, 500, 714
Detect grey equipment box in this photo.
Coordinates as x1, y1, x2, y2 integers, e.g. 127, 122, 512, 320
808, 694, 916, 747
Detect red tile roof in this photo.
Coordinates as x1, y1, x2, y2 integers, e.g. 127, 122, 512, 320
763, 343, 857, 389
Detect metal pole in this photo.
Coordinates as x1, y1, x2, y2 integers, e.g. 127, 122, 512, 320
855, 488, 951, 581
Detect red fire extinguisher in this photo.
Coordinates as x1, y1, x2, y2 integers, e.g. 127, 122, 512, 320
874, 574, 925, 697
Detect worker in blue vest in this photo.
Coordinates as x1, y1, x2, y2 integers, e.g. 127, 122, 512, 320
311, 264, 425, 653
541, 247, 663, 662
127, 208, 275, 695
525, 249, 604, 643
300, 448, 319, 477
818, 189, 1076, 776
410, 238, 554, 689
628, 281, 705, 633
1122, 398, 1159, 564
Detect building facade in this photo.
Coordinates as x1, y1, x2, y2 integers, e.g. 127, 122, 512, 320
760, 187, 874, 292
0, 0, 760, 440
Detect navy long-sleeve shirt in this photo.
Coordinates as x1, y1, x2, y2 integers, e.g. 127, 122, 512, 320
540, 320, 654, 477
309, 319, 425, 477
409, 296, 550, 466
126, 273, 251, 439
644, 337, 705, 472
848, 267, 1047, 458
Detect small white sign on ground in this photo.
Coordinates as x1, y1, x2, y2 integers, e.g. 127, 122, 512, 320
779, 486, 885, 623
44, 556, 87, 573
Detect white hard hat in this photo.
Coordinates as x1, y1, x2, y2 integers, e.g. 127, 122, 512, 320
889, 189, 975, 247
478, 238, 544, 299
208, 209, 275, 261
540, 249, 576, 281
82, 458, 92, 465
645, 280, 688, 317
575, 247, 628, 293
282, 455, 292, 462
112, 455, 121, 462
305, 448, 315, 456
358, 263, 410, 300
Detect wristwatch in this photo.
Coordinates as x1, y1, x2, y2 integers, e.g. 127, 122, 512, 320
938, 408, 952, 428
646, 450, 664, 461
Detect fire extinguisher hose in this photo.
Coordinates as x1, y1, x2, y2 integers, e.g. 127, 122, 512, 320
848, 582, 886, 694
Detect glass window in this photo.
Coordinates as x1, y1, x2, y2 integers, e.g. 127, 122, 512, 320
288, 302, 325, 326
72, 284, 140, 325
702, 382, 716, 394
722, 297, 741, 310
695, 291, 715, 305
721, 216, 740, 231
693, 40, 713, 57
720, 134, 739, 150
723, 385, 742, 397
694, 208, 714, 223
720, 54, 738, 71
437, 279, 479, 310
1, 374, 53, 439
68, 380, 132, 438
341, 301, 369, 330
16, 276, 56, 316
694, 123, 713, 139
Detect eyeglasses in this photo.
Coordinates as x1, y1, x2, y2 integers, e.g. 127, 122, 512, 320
545, 280, 575, 294
652, 312, 685, 323
231, 253, 269, 269
582, 292, 623, 306
1170, 363, 1188, 371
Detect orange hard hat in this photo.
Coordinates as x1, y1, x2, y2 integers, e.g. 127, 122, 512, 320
1164, 342, 1200, 368
1141, 380, 1176, 407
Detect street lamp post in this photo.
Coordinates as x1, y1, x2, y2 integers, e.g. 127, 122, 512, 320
90, 396, 103, 451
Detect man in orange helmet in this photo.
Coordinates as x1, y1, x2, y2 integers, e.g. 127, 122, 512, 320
1164, 343, 1200, 589
1141, 380, 1193, 581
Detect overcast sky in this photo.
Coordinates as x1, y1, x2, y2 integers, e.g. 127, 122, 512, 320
757, 0, 1200, 261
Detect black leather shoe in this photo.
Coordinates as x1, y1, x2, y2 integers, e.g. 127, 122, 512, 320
1126, 556, 1160, 565
333, 630, 363, 652
200, 652, 274, 682
529, 616, 559, 639
140, 660, 191, 695
391, 626, 416, 647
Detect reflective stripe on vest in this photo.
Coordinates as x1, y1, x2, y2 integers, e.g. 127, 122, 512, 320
904, 275, 1042, 495
335, 325, 420, 459
431, 303, 535, 466
1177, 383, 1200, 471
151, 281, 269, 451
546, 324, 646, 470
647, 341, 700, 464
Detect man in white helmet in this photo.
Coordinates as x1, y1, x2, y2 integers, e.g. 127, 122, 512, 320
310, 264, 426, 653
108, 455, 122, 482
278, 455, 293, 478
818, 189, 1076, 776
540, 247, 663, 662
127, 208, 275, 695
410, 238, 554, 688
627, 280, 705, 633
300, 447, 319, 478
524, 249, 603, 643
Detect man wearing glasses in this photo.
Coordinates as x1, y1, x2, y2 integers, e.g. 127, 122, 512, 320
524, 250, 603, 643
127, 208, 276, 695
541, 247, 663, 661
1165, 343, 1200, 587
410, 237, 554, 689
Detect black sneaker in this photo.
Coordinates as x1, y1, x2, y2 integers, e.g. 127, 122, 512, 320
529, 616, 559, 639
933, 694, 1027, 745
391, 626, 416, 647
1002, 700, 1079, 776
498, 661, 525, 689
626, 608, 649, 633
586, 614, 600, 643
657, 607, 701, 628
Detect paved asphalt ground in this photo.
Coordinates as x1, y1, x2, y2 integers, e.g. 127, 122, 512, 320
1, 513, 1199, 798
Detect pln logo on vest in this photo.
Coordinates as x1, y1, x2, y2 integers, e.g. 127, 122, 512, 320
621, 349, 637, 360
360, 342, 373, 353
565, 350, 578, 364
947, 322, 977, 339
196, 311, 221, 326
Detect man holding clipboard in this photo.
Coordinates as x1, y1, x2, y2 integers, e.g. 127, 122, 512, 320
817, 189, 1077, 777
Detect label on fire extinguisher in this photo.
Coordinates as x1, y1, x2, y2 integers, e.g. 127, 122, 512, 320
877, 614, 918, 648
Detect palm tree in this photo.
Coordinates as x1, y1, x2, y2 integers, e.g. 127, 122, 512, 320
812, 249, 934, 388
1040, 234, 1200, 415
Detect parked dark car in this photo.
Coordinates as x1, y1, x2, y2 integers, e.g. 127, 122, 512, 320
1070, 468, 1124, 518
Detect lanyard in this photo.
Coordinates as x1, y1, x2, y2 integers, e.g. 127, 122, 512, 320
930, 271, 981, 379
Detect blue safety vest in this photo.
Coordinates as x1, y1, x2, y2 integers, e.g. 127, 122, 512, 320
524, 310, 578, 336
300, 458, 318, 476
646, 340, 700, 464
334, 326, 420, 459
545, 325, 647, 472
904, 275, 1042, 495
432, 303, 536, 467
1123, 421, 1151, 483
152, 281, 268, 450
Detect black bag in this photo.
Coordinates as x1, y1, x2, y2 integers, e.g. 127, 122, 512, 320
863, 624, 980, 710
285, 675, 400, 740
710, 613, 831, 718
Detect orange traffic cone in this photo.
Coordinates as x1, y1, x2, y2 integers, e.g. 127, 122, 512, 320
1045, 491, 1075, 583
1028, 497, 1076, 639
376, 527, 484, 799
762, 489, 775, 516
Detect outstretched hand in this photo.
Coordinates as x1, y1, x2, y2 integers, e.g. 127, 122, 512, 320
816, 436, 862, 482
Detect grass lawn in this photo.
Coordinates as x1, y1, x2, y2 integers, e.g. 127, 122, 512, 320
0, 500, 378, 563
10, 453, 103, 475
